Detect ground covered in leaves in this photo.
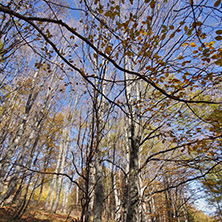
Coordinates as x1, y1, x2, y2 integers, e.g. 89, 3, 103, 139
0, 205, 78, 222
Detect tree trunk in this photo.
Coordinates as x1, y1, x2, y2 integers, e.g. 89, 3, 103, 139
124, 55, 142, 222
126, 132, 140, 222
92, 56, 106, 222
112, 171, 121, 222
93, 149, 104, 222
51, 128, 69, 212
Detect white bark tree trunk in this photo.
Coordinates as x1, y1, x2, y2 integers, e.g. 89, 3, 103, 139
52, 129, 69, 212
124, 55, 143, 222
0, 69, 40, 203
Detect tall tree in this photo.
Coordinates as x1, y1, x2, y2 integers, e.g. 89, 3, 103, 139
0, 0, 222, 221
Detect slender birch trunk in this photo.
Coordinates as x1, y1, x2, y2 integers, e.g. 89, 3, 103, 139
60, 160, 73, 213
0, 68, 41, 203
45, 146, 62, 210
108, 129, 121, 222
52, 129, 69, 212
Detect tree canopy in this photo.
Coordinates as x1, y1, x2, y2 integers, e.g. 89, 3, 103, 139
0, 0, 221, 221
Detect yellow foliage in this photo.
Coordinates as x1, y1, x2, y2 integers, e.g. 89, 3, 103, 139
191, 42, 197, 47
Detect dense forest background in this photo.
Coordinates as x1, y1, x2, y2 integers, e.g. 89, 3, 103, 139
0, 0, 221, 221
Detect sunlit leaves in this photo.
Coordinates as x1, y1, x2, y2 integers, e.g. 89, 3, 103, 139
190, 42, 197, 47
182, 42, 189, 47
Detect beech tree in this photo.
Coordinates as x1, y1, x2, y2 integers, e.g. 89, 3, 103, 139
0, 0, 222, 221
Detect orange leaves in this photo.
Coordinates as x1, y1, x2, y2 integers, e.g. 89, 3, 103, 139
180, 39, 221, 66
182, 42, 189, 47
206, 41, 215, 48
190, 42, 197, 47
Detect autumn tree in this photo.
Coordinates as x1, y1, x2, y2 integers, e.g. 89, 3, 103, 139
0, 0, 222, 221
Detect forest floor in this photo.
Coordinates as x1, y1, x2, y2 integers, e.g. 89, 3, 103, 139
0, 205, 79, 222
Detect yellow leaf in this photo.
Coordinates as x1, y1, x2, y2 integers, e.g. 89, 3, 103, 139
182, 43, 189, 47
209, 41, 215, 46
191, 42, 197, 47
